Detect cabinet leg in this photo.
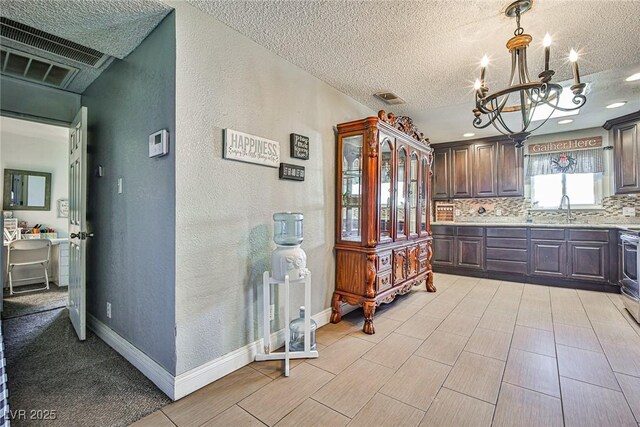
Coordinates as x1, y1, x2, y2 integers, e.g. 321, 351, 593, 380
330, 292, 342, 324
363, 300, 376, 335
426, 269, 437, 292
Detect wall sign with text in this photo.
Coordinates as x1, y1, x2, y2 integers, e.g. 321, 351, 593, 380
528, 136, 602, 154
279, 163, 305, 181
223, 128, 280, 168
290, 133, 310, 160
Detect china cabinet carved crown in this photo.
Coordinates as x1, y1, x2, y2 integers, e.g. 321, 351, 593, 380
331, 110, 436, 334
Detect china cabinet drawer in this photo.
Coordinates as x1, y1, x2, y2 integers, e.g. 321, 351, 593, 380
376, 271, 392, 293
377, 252, 392, 272
419, 258, 428, 272
419, 243, 428, 258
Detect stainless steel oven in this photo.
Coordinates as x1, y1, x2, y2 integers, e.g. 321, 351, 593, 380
621, 233, 639, 323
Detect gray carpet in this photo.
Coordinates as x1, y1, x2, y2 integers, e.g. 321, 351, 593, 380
3, 308, 170, 427
3, 283, 67, 319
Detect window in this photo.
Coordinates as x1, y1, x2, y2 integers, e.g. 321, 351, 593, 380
531, 172, 602, 209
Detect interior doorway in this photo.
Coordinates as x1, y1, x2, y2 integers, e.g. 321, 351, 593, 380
1, 116, 70, 320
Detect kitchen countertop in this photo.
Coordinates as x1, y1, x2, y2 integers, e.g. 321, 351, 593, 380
432, 222, 640, 232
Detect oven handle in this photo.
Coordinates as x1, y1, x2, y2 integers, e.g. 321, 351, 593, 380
621, 235, 636, 284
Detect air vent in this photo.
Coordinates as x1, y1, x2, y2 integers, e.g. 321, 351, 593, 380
1, 47, 78, 88
374, 92, 406, 105
0, 17, 108, 67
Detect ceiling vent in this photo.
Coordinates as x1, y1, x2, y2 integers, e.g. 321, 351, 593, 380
1, 47, 78, 88
374, 92, 406, 105
0, 17, 108, 67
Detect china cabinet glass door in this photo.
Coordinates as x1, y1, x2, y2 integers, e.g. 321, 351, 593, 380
421, 157, 428, 233
396, 147, 407, 239
409, 153, 418, 236
341, 135, 363, 242
380, 140, 393, 241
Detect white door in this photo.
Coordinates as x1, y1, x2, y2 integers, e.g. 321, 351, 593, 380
68, 107, 88, 340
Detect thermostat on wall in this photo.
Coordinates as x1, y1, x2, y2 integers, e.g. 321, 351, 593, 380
149, 129, 169, 158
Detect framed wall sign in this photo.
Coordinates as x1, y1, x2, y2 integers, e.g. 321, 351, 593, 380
57, 199, 69, 218
279, 163, 305, 181
528, 136, 602, 154
290, 133, 310, 160
223, 128, 280, 168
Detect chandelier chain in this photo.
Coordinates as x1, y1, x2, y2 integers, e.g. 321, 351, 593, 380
514, 8, 524, 36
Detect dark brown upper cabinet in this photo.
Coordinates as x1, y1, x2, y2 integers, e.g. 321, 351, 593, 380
431, 137, 523, 199
432, 148, 450, 200
473, 142, 497, 197
451, 145, 473, 198
497, 141, 524, 196
605, 112, 640, 194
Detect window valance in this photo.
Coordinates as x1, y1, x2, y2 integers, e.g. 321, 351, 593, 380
526, 148, 604, 176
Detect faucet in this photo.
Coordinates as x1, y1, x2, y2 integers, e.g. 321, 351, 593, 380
559, 195, 576, 224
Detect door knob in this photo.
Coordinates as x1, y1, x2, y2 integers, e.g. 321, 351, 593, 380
70, 232, 95, 240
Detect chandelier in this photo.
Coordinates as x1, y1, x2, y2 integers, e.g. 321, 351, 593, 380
472, 0, 587, 147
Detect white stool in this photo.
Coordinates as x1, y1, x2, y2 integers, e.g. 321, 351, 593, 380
255, 271, 318, 376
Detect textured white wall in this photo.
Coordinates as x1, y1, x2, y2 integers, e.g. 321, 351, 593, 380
171, 1, 374, 373
0, 116, 69, 235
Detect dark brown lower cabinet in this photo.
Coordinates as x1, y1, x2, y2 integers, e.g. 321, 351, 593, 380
568, 242, 609, 282
432, 225, 618, 291
530, 240, 567, 278
433, 235, 455, 265
456, 237, 484, 269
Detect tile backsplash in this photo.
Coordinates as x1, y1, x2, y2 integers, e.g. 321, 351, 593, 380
434, 195, 640, 225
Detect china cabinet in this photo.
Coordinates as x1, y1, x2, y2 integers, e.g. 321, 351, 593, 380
331, 111, 436, 334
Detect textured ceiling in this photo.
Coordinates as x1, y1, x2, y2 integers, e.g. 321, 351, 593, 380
0, 0, 172, 92
188, 0, 640, 142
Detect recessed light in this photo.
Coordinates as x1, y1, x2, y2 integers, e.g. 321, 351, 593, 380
626, 73, 640, 82
558, 119, 573, 125
463, 133, 475, 137
606, 101, 627, 109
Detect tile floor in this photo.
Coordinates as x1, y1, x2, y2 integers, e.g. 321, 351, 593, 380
133, 274, 640, 427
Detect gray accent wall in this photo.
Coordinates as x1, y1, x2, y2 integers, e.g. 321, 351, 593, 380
171, 1, 374, 374
81, 12, 176, 374
0, 77, 80, 125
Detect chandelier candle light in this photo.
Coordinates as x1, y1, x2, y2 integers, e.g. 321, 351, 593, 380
472, 0, 587, 147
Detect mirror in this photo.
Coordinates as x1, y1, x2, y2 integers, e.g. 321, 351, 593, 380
3, 169, 51, 210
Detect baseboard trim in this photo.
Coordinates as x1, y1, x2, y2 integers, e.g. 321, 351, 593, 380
87, 314, 176, 400
89, 302, 360, 401
173, 302, 357, 400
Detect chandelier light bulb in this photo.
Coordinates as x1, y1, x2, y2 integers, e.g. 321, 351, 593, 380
543, 33, 552, 72
569, 49, 579, 62
479, 55, 489, 86
569, 49, 581, 86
